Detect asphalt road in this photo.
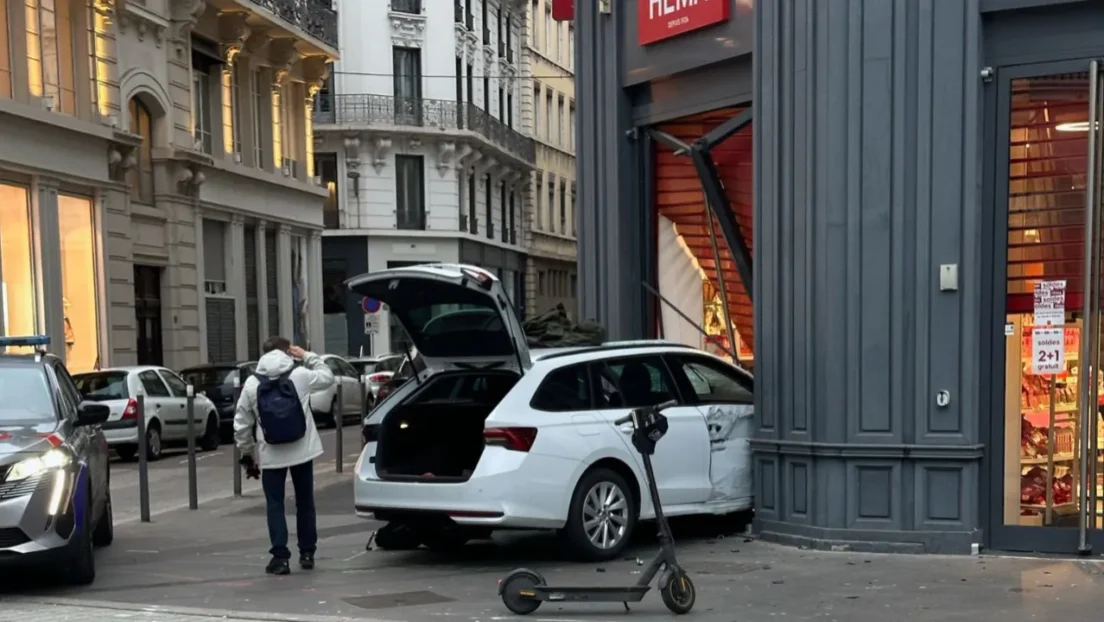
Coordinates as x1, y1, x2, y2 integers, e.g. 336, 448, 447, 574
109, 422, 364, 524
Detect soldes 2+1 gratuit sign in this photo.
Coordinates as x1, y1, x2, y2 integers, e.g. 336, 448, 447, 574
639, 0, 731, 45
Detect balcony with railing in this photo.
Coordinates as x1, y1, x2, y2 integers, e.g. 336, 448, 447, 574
314, 94, 536, 165
246, 0, 339, 49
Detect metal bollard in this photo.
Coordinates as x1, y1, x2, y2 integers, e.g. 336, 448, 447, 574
185, 384, 198, 510
361, 375, 371, 420
136, 391, 150, 523
232, 374, 242, 497
333, 382, 342, 475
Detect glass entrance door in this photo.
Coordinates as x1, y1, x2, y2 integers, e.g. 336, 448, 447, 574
993, 59, 1104, 553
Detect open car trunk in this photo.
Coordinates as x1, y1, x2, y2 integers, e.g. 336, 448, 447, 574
374, 370, 520, 482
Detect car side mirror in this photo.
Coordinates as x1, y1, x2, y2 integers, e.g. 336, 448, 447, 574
76, 402, 110, 427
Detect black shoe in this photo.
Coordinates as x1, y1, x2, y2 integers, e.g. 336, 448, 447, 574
300, 552, 315, 570
266, 557, 290, 575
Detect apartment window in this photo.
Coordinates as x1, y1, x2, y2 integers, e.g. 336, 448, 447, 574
498, 86, 505, 123
27, 0, 77, 114
535, 175, 543, 230
393, 47, 422, 125
272, 84, 286, 170
505, 12, 513, 62
507, 92, 514, 128
569, 102, 576, 152
485, 174, 493, 239
466, 62, 474, 118
483, 75, 489, 111
559, 178, 567, 233
544, 6, 551, 53
251, 70, 266, 168
499, 181, 507, 242
544, 92, 552, 141
0, 0, 10, 98
392, 0, 421, 13
221, 64, 243, 158
508, 190, 516, 243
497, 9, 504, 56
568, 25, 575, 69
530, 0, 538, 46
538, 271, 545, 296
547, 174, 556, 232
128, 97, 154, 204
316, 153, 339, 228
396, 155, 426, 230
557, 94, 565, 146
533, 82, 541, 132
482, 0, 489, 43
468, 172, 476, 232
571, 181, 577, 236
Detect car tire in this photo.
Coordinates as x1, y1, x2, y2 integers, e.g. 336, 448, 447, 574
93, 488, 114, 547
373, 522, 422, 550
115, 445, 137, 462
199, 414, 220, 452
67, 482, 97, 585
562, 467, 637, 562
145, 421, 163, 461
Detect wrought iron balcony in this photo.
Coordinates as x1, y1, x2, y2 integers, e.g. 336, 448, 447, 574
314, 94, 536, 164
248, 0, 338, 49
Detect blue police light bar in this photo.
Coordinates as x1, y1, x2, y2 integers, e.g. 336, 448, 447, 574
0, 335, 50, 348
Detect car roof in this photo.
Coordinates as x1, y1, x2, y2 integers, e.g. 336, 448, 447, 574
530, 342, 753, 376
180, 362, 254, 371
83, 365, 167, 374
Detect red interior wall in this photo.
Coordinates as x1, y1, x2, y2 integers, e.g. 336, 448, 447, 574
654, 107, 754, 353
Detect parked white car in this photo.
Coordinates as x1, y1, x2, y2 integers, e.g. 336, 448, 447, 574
350, 264, 754, 561
350, 354, 404, 404
73, 366, 222, 461
309, 354, 366, 426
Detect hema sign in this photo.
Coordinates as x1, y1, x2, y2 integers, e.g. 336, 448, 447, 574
638, 0, 731, 45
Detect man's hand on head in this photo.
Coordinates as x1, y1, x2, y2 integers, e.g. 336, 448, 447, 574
287, 345, 307, 360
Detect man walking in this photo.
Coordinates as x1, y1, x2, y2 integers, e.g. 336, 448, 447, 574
235, 337, 335, 575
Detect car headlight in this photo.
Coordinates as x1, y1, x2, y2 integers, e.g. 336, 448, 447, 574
6, 449, 71, 481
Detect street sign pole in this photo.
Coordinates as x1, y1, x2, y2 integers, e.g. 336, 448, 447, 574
232, 374, 242, 497
136, 391, 150, 523
185, 384, 198, 510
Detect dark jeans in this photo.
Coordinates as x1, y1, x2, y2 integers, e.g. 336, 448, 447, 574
261, 461, 317, 560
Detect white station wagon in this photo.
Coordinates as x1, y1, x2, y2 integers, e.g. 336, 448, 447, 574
350, 264, 754, 560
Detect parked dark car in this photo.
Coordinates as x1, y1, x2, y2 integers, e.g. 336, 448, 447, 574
180, 362, 257, 439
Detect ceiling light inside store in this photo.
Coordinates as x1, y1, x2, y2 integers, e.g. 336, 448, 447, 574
1055, 121, 1098, 132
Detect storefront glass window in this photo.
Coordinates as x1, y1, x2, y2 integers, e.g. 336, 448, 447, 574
58, 194, 99, 372
0, 184, 36, 350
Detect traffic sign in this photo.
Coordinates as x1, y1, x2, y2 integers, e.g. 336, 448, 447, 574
364, 314, 380, 336
362, 297, 381, 314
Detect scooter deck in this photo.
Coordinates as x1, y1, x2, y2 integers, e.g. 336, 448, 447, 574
529, 585, 651, 603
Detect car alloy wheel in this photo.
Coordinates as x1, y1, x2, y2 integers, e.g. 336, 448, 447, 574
581, 480, 630, 550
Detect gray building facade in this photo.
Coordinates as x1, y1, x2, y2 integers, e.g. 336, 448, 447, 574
575, 0, 1104, 554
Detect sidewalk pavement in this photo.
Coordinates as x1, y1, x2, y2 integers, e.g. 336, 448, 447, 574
7, 477, 1104, 621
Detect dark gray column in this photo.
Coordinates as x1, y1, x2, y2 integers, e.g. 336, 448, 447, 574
574, 4, 647, 339
752, 0, 985, 553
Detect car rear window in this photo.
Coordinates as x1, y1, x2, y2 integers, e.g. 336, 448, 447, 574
183, 368, 237, 389
74, 371, 130, 402
0, 367, 55, 423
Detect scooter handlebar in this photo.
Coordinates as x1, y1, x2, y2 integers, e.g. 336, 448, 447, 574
614, 400, 680, 426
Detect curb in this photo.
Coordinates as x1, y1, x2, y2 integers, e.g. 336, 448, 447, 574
1, 596, 402, 622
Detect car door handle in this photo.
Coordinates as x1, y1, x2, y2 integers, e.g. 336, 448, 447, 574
619, 425, 633, 434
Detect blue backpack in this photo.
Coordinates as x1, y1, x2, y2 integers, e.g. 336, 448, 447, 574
253, 371, 307, 445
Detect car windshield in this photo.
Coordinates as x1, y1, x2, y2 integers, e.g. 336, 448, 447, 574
0, 366, 56, 424
183, 368, 237, 389
74, 371, 130, 402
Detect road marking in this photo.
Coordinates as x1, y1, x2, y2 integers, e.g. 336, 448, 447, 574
341, 550, 367, 562
124, 549, 160, 554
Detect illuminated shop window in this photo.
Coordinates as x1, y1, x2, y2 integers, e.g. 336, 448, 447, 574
0, 184, 37, 350
0, 0, 11, 98
58, 194, 99, 372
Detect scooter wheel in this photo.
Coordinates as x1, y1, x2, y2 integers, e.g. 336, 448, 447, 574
500, 569, 544, 615
660, 571, 696, 614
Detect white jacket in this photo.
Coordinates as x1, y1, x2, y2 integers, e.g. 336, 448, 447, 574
233, 350, 335, 470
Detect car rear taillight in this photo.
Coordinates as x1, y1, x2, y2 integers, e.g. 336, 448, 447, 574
121, 398, 138, 420
377, 385, 393, 400
483, 427, 538, 452
368, 373, 389, 383
362, 424, 379, 445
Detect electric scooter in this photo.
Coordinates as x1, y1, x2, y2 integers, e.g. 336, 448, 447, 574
497, 400, 696, 615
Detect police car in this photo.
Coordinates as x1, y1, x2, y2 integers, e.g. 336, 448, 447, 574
0, 336, 113, 584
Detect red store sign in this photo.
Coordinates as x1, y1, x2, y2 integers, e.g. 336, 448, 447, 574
638, 0, 731, 45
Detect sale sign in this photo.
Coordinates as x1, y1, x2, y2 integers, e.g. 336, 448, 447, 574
1032, 327, 1065, 374
1032, 279, 1066, 326
638, 0, 731, 45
